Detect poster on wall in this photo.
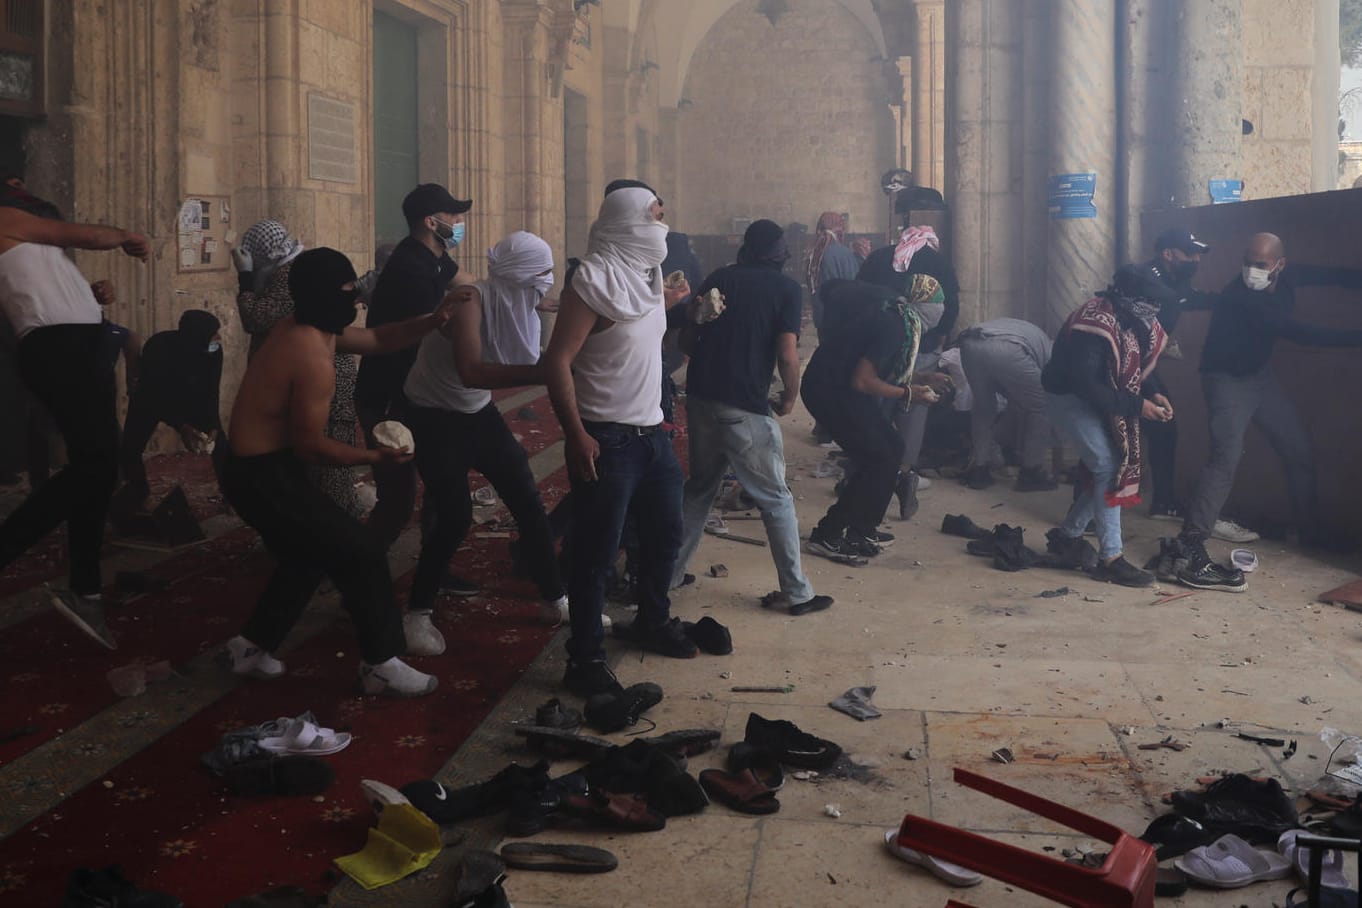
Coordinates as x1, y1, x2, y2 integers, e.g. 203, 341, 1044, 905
1047, 173, 1098, 220
1208, 179, 1244, 204
176, 195, 231, 273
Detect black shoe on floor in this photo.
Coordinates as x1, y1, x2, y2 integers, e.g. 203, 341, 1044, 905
895, 472, 920, 521
1092, 556, 1155, 588
63, 866, 184, 908
534, 697, 583, 730
807, 528, 864, 560
1015, 466, 1058, 492
614, 617, 699, 659
941, 514, 991, 540
744, 712, 842, 770
964, 465, 995, 490
1176, 557, 1247, 593
584, 682, 663, 732
1045, 528, 1099, 571
843, 531, 884, 558
440, 573, 481, 597
682, 616, 733, 655
788, 594, 834, 616
563, 660, 626, 698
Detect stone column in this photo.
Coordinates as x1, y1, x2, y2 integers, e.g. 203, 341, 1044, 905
911, 0, 947, 192
946, 0, 1023, 327
1045, 0, 1117, 330
1019, 0, 1051, 324
1119, 0, 1175, 261
1313, 0, 1342, 192
1169, 0, 1243, 208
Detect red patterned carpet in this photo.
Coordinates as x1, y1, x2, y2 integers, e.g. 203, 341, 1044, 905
0, 392, 598, 906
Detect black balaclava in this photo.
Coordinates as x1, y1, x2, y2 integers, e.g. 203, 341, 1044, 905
289, 248, 360, 335
177, 310, 221, 351
736, 219, 789, 269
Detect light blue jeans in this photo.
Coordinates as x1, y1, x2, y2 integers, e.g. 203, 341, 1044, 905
672, 397, 816, 604
1046, 392, 1123, 561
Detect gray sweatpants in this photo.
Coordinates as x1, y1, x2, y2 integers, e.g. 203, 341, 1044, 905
958, 335, 1051, 470
1183, 368, 1316, 539
894, 351, 939, 468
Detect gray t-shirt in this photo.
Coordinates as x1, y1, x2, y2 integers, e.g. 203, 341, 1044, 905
958, 317, 1052, 367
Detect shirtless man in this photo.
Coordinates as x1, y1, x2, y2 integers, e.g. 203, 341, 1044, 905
0, 199, 147, 648
222, 247, 451, 696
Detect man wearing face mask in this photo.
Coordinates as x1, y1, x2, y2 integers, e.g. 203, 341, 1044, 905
114, 309, 227, 512
542, 184, 695, 697
222, 247, 453, 696
1176, 232, 1362, 590
355, 183, 474, 557
400, 231, 573, 656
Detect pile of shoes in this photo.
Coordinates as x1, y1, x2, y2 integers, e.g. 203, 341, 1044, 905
944, 515, 1095, 574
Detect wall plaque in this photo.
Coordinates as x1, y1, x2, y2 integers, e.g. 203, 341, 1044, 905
308, 93, 358, 184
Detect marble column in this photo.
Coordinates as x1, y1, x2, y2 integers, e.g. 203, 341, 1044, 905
1045, 0, 1117, 330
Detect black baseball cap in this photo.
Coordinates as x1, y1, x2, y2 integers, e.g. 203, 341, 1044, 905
1113, 263, 1178, 307
1154, 228, 1210, 256
401, 183, 472, 222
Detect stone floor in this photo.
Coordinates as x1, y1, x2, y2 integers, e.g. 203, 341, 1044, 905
335, 401, 1362, 908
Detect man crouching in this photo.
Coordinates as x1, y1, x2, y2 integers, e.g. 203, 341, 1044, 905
222, 247, 449, 697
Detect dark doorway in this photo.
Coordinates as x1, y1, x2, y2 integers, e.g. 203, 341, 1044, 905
373, 11, 419, 247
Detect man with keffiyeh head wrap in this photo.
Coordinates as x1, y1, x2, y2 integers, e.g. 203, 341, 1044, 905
802, 272, 946, 559
1042, 265, 1174, 588
542, 183, 696, 699
806, 211, 859, 334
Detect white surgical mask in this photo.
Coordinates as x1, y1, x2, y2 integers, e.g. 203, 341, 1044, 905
1242, 265, 1275, 292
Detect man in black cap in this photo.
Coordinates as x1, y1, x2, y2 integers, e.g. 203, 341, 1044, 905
671, 219, 832, 616
1129, 228, 1217, 524
355, 183, 474, 559
223, 247, 452, 696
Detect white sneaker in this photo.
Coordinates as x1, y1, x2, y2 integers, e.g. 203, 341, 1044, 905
403, 611, 446, 656
226, 635, 286, 679
913, 472, 933, 492
360, 657, 438, 697
538, 596, 610, 629
1212, 519, 1260, 543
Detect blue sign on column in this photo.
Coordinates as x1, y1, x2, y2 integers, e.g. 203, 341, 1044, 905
1208, 179, 1243, 204
1047, 173, 1097, 220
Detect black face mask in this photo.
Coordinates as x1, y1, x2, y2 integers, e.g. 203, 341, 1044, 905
296, 286, 360, 335
1169, 259, 1199, 283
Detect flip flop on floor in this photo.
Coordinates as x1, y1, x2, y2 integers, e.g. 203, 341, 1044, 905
699, 768, 780, 815
259, 718, 351, 756
882, 829, 983, 886
499, 843, 618, 874
359, 779, 410, 817
1278, 829, 1351, 889
1174, 833, 1292, 888
726, 743, 784, 790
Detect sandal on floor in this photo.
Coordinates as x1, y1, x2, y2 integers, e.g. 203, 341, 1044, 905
561, 790, 667, 832
514, 726, 614, 761
726, 743, 784, 790
881, 829, 983, 886
1279, 829, 1351, 889
258, 718, 352, 756
359, 779, 410, 817
638, 728, 721, 759
499, 843, 618, 874
1174, 833, 1292, 888
224, 755, 334, 796
698, 768, 780, 815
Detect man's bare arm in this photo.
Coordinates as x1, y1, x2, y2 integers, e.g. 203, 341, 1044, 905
543, 285, 603, 481
450, 286, 544, 389
0, 207, 147, 258
289, 361, 385, 466
336, 300, 453, 356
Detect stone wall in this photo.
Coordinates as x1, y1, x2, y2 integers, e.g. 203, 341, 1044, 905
675, 0, 897, 237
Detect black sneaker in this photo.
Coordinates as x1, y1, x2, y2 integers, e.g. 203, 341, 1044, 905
440, 573, 481, 597
681, 616, 733, 655
964, 465, 995, 490
1015, 466, 1058, 492
842, 532, 884, 558
613, 617, 699, 659
1044, 528, 1099, 571
562, 660, 625, 698
584, 682, 664, 733
807, 528, 862, 559
788, 594, 834, 616
1092, 556, 1155, 588
744, 712, 842, 770
1176, 557, 1247, 593
864, 529, 895, 546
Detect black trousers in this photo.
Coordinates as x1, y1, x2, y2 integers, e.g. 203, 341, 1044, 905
119, 393, 226, 497
407, 403, 563, 611
1142, 408, 1177, 509
358, 403, 420, 550
0, 325, 119, 595
222, 449, 405, 664
803, 384, 904, 537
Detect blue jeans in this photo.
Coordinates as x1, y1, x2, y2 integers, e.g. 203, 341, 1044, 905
566, 423, 683, 664
1046, 393, 1123, 561
672, 398, 815, 603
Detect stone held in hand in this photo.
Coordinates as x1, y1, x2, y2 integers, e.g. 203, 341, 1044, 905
373, 420, 415, 454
